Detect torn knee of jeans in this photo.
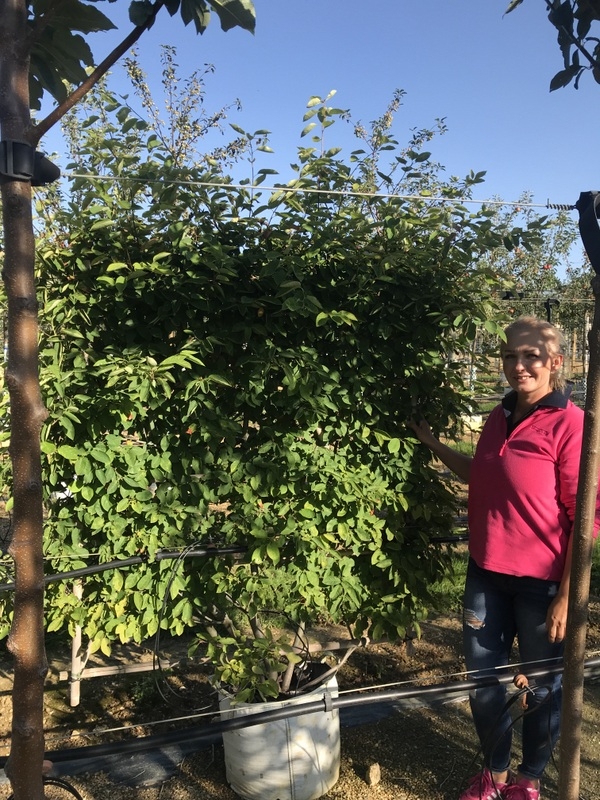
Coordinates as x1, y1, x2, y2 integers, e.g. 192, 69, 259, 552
464, 608, 485, 629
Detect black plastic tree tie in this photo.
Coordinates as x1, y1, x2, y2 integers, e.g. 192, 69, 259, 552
0, 140, 60, 185
576, 191, 600, 275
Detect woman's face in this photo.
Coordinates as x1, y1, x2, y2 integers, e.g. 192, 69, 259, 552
501, 327, 563, 405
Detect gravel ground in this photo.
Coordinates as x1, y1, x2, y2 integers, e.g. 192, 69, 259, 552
1, 610, 600, 800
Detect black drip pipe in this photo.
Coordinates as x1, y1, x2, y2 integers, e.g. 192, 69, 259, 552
0, 546, 247, 593
0, 534, 467, 593
5, 655, 598, 769
429, 534, 469, 543
7, 777, 86, 800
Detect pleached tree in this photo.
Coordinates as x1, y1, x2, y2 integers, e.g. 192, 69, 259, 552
0, 2, 255, 796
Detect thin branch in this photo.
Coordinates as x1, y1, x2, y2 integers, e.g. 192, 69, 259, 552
30, 0, 167, 143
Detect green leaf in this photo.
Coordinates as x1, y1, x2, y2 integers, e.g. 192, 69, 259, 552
129, 0, 156, 27
208, 0, 256, 32
90, 219, 115, 231
57, 445, 80, 460
266, 542, 280, 565
549, 67, 578, 91
179, 0, 211, 30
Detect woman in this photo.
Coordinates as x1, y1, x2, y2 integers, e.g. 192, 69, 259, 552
410, 316, 595, 800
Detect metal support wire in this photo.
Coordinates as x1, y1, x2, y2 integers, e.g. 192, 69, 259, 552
4, 655, 597, 774
62, 172, 574, 211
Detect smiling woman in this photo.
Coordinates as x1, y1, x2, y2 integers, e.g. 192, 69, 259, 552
409, 314, 600, 800
500, 316, 566, 420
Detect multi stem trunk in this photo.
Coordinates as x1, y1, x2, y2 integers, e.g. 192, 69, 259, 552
0, 1, 48, 797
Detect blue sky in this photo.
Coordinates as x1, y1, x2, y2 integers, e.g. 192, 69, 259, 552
41, 1, 600, 209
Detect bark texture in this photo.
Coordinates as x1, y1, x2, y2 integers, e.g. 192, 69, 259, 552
558, 274, 600, 800
0, 1, 48, 797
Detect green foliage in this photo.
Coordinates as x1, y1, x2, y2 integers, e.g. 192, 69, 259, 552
196, 624, 302, 702
0, 73, 554, 699
429, 544, 469, 613
27, 0, 255, 110
559, 260, 595, 355
591, 542, 600, 596
506, 0, 600, 90
123, 46, 246, 168
28, 0, 116, 109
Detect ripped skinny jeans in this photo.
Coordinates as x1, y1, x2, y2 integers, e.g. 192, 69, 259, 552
462, 558, 564, 780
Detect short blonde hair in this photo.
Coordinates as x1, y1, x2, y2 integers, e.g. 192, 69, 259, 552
501, 316, 566, 391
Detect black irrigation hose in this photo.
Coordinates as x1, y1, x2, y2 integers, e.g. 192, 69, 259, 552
0, 546, 247, 593
0, 535, 467, 592
7, 776, 85, 800
3, 655, 598, 770
429, 534, 469, 543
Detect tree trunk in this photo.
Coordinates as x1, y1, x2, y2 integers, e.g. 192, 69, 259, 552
0, 1, 48, 797
558, 276, 600, 800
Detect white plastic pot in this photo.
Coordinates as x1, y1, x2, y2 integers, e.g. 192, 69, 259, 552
219, 673, 340, 800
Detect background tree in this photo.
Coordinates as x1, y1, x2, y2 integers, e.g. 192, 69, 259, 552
476, 198, 577, 317
560, 260, 595, 379
0, 2, 255, 797
473, 196, 595, 381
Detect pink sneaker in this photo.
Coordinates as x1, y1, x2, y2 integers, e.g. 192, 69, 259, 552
460, 769, 509, 800
502, 778, 540, 800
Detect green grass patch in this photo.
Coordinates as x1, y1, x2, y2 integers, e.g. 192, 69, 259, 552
430, 544, 468, 613
476, 401, 497, 414
450, 439, 476, 457
431, 542, 600, 616
591, 544, 600, 597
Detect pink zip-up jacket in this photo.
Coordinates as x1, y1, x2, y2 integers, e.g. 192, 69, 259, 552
468, 390, 595, 581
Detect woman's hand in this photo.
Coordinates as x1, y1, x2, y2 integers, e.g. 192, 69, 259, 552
407, 418, 472, 482
407, 418, 437, 447
546, 593, 568, 643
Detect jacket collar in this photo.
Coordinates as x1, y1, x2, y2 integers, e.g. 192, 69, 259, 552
502, 383, 572, 417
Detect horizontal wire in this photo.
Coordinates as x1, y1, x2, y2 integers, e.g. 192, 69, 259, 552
5, 646, 593, 752
337, 648, 600, 696
41, 704, 219, 745
502, 297, 593, 301
61, 172, 573, 210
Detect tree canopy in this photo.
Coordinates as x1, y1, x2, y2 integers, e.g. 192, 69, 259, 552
0, 75, 556, 698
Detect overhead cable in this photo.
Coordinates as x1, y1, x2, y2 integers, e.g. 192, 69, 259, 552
60, 172, 575, 211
